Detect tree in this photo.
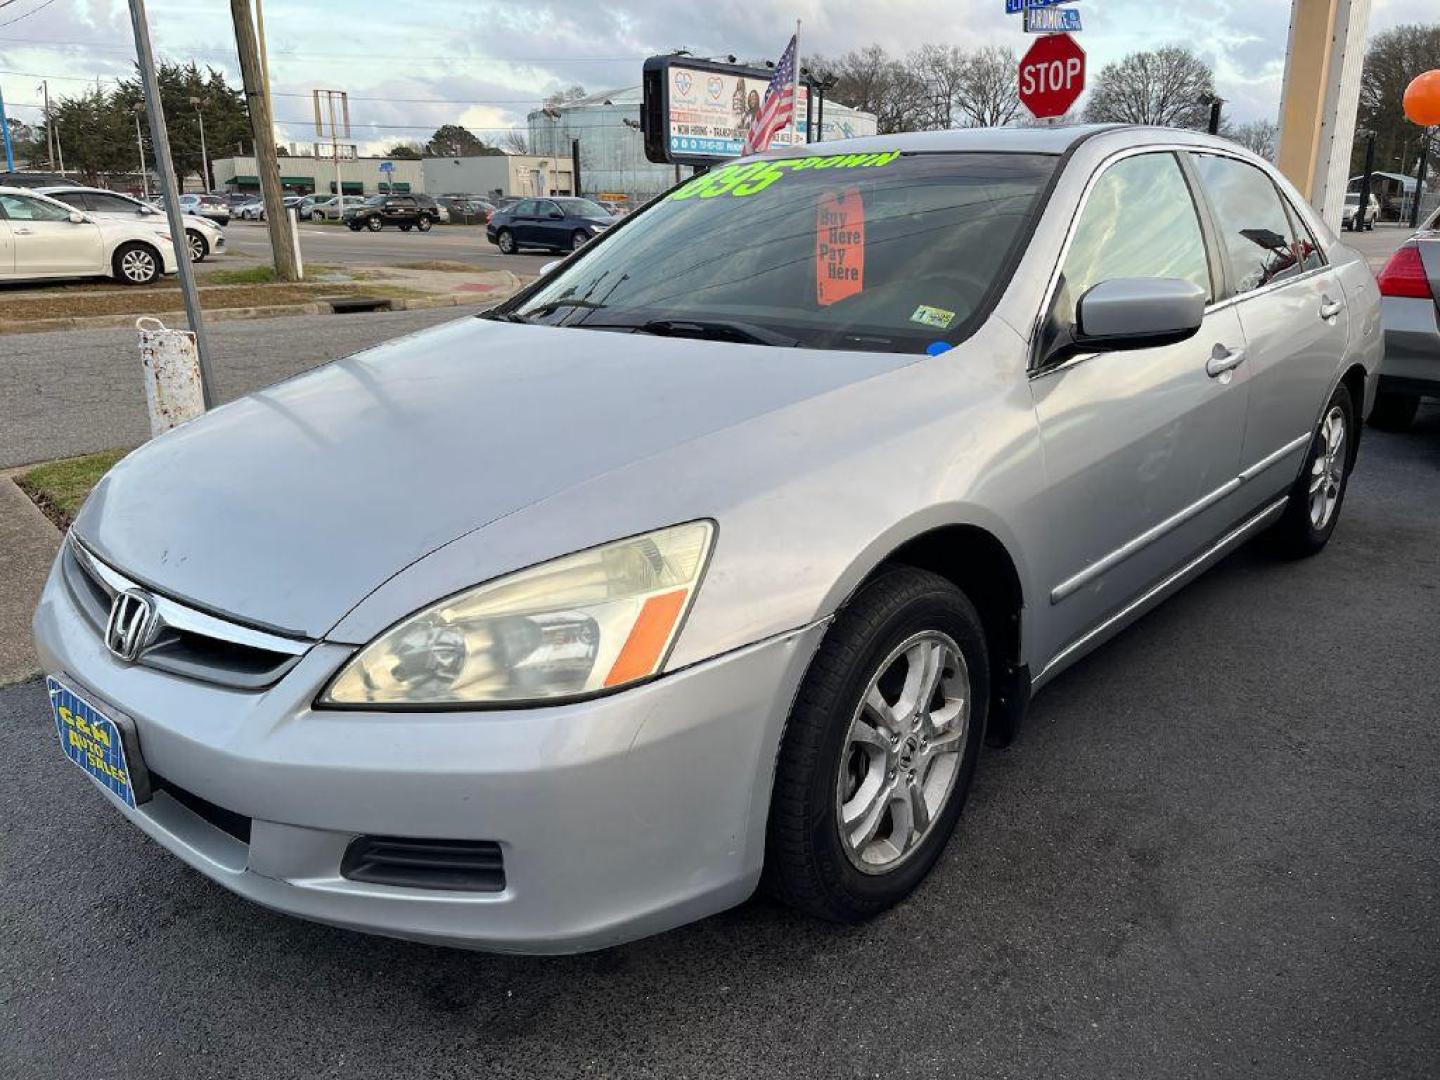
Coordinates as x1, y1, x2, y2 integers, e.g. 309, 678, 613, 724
544, 85, 588, 107
424, 124, 502, 157
1224, 118, 1279, 162
809, 45, 929, 133
113, 62, 250, 184
501, 128, 529, 155
957, 46, 1021, 127
1355, 24, 1440, 177
385, 142, 424, 160
1082, 46, 1215, 129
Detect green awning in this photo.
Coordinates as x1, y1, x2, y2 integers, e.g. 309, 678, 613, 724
228, 175, 258, 185
328, 180, 364, 194
378, 181, 411, 193
226, 175, 315, 188
281, 176, 316, 186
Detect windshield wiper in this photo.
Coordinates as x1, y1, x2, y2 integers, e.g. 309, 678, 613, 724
524, 297, 610, 317
630, 318, 799, 348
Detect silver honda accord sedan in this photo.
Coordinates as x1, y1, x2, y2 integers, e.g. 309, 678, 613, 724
34, 126, 1381, 953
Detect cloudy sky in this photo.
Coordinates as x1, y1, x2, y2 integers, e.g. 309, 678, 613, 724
0, 0, 1434, 154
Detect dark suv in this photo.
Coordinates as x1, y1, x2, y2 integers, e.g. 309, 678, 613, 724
344, 194, 441, 232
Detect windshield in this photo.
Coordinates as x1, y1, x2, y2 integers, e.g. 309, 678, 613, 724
555, 197, 609, 218
502, 151, 1056, 353
1344, 195, 1359, 205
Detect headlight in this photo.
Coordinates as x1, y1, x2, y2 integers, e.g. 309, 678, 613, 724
321, 521, 714, 707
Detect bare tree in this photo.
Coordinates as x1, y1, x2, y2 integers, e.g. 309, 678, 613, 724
907, 44, 968, 128
809, 46, 929, 134
501, 127, 529, 155
1223, 118, 1279, 162
1082, 46, 1215, 129
956, 46, 1021, 127
1356, 24, 1440, 176
545, 84, 589, 107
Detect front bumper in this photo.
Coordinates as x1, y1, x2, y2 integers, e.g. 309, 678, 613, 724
32, 552, 824, 953
1380, 295, 1440, 393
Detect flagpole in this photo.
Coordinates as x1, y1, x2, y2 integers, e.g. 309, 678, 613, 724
790, 19, 802, 147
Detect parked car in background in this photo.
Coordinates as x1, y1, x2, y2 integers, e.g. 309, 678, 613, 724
1372, 219, 1440, 430
0, 187, 177, 284
297, 195, 328, 220
221, 193, 255, 211
235, 198, 264, 221
30, 128, 1380, 953
241, 194, 305, 222
310, 195, 367, 221
485, 196, 616, 253
177, 193, 230, 226
414, 194, 448, 224
1341, 193, 1379, 231
38, 185, 225, 263
594, 198, 631, 218
436, 194, 495, 223
343, 194, 440, 231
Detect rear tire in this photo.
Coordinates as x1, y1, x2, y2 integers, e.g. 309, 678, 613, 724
1368, 390, 1420, 432
764, 567, 988, 923
112, 242, 162, 286
417, 217, 432, 232
1270, 382, 1355, 558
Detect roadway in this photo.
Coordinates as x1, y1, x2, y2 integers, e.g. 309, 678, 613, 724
1, 407, 1437, 1077
216, 219, 553, 275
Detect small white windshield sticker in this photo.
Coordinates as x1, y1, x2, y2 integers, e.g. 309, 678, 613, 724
910, 304, 955, 329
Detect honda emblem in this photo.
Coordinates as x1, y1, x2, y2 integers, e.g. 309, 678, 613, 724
105, 589, 156, 662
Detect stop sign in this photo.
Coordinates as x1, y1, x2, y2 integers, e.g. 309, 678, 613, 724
1018, 33, 1086, 119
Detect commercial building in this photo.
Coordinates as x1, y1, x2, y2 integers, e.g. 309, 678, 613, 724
210, 154, 426, 196
420, 154, 576, 200
526, 87, 878, 204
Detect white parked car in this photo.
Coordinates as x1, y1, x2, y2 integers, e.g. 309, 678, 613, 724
38, 186, 225, 263
0, 187, 178, 285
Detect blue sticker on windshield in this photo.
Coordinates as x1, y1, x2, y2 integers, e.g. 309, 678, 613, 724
925, 342, 953, 356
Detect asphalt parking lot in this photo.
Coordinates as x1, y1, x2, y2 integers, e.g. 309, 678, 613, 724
2, 406, 1437, 1079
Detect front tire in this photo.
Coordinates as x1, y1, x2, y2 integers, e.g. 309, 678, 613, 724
366, 216, 384, 232
1270, 382, 1356, 558
497, 228, 516, 254
417, 217, 432, 232
1368, 390, 1420, 432
185, 230, 208, 262
764, 567, 988, 923
113, 242, 162, 286
571, 229, 589, 251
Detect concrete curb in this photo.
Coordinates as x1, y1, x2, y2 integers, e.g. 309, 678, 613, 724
0, 478, 61, 687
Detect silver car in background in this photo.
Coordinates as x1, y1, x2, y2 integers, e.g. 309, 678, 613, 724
37, 185, 226, 263
34, 126, 1380, 953
1372, 206, 1440, 429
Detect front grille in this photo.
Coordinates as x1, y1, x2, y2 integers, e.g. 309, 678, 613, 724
61, 537, 310, 691
150, 771, 252, 844
340, 836, 506, 893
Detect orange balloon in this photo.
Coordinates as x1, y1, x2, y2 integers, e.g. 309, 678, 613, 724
1404, 69, 1440, 127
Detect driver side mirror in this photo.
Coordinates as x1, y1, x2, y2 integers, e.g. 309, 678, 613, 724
67, 211, 89, 225
1073, 278, 1206, 352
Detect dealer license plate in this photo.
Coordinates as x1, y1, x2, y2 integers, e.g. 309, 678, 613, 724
48, 676, 140, 808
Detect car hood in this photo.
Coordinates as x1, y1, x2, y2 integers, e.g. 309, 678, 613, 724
74, 317, 908, 639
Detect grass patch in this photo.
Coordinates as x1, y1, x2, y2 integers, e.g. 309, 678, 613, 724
203, 265, 278, 285
17, 448, 130, 529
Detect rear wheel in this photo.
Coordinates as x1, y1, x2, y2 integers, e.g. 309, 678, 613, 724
764, 567, 988, 923
1368, 390, 1420, 432
1270, 382, 1355, 557
497, 228, 516, 254
417, 217, 433, 232
112, 242, 162, 286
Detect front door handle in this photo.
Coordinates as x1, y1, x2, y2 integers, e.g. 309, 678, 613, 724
12, 227, 32, 235
1206, 345, 1246, 378
1319, 297, 1342, 320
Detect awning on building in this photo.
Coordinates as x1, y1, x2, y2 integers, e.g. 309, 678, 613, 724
378, 181, 412, 192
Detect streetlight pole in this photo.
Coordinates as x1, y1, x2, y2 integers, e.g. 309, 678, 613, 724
190, 97, 211, 191
1357, 130, 1376, 231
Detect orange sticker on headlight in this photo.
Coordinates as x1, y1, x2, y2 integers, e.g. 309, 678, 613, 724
816, 187, 865, 307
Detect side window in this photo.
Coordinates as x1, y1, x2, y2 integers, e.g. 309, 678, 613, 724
0, 194, 72, 222
88, 192, 142, 214
47, 191, 86, 210
1045, 152, 1211, 355
538, 200, 562, 217
512, 200, 537, 216
1279, 195, 1325, 274
1191, 154, 1310, 294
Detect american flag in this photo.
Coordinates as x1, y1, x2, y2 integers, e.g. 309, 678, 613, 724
742, 34, 798, 156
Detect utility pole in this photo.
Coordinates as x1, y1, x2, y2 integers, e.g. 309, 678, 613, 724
0, 83, 14, 172
1356, 130, 1375, 229
132, 103, 148, 197
127, 0, 217, 406
230, 0, 299, 280
1410, 130, 1431, 229
1207, 98, 1223, 135
191, 97, 211, 191
39, 80, 54, 169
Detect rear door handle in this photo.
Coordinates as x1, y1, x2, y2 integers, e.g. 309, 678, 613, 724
1319, 298, 1342, 320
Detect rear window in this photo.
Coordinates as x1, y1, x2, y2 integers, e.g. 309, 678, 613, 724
505, 151, 1057, 353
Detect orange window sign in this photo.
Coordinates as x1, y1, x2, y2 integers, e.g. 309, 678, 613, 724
816, 188, 865, 306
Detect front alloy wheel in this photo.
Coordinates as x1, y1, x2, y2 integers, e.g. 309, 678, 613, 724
837, 632, 971, 873
366, 216, 384, 231
186, 230, 207, 262
114, 243, 161, 286
765, 566, 989, 923
497, 228, 516, 254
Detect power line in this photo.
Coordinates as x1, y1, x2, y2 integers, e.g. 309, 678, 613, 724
0, 37, 647, 62
0, 0, 61, 28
